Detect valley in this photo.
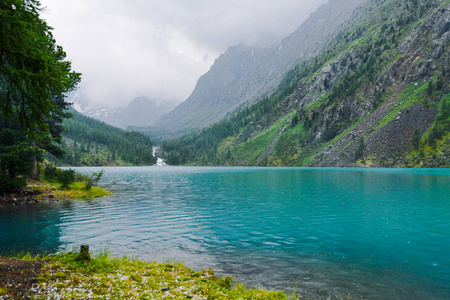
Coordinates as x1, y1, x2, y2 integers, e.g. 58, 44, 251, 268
160, 0, 449, 168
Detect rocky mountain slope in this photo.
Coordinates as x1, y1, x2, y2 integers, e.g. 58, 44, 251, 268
162, 0, 450, 168
154, 0, 367, 131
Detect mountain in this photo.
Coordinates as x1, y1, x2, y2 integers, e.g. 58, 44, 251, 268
162, 0, 450, 168
72, 96, 172, 129
154, 0, 366, 131
47, 109, 157, 166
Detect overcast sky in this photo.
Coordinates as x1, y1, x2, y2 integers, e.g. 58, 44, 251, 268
40, 0, 327, 108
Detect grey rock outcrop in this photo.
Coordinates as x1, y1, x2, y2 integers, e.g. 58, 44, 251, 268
155, 0, 367, 131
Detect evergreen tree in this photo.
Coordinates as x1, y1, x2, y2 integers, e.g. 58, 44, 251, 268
412, 129, 422, 150
1, 1, 80, 186
427, 81, 433, 96
355, 136, 366, 160
0, 0, 80, 135
0, 126, 39, 192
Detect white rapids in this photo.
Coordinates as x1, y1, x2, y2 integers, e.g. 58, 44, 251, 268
152, 146, 167, 166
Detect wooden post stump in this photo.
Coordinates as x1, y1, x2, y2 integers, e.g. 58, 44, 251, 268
80, 245, 91, 261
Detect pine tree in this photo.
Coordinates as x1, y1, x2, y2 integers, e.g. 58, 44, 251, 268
0, 0, 80, 135
412, 129, 422, 150
355, 136, 366, 160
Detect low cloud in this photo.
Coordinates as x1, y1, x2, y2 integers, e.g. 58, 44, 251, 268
41, 0, 326, 108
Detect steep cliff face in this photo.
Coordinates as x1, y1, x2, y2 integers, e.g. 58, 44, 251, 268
162, 0, 450, 168
302, 0, 450, 167
155, 0, 367, 131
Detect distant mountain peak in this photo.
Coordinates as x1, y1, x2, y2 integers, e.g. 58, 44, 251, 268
70, 95, 172, 129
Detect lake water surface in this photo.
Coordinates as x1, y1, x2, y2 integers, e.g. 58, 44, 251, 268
1, 167, 449, 299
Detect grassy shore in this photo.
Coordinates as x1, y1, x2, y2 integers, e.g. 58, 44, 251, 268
0, 179, 112, 206
29, 179, 112, 200
0, 252, 286, 299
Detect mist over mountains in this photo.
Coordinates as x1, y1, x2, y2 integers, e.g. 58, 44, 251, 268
70, 0, 449, 170
76, 0, 365, 132
153, 0, 366, 131
71, 96, 173, 129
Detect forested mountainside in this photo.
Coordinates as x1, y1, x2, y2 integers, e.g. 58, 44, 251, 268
162, 0, 450, 168
47, 109, 156, 166
154, 0, 366, 131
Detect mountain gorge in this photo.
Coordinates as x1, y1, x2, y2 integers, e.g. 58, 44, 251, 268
154, 0, 366, 131
162, 0, 450, 168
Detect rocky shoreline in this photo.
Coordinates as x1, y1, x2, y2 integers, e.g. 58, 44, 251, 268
0, 181, 71, 207
0, 190, 64, 207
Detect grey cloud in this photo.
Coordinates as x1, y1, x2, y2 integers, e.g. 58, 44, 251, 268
41, 0, 326, 108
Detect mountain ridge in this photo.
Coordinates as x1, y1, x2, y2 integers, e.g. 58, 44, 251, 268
161, 0, 450, 168
72, 96, 172, 129
154, 0, 367, 131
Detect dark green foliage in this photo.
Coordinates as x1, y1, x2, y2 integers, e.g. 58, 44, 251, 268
304, 117, 313, 131
426, 96, 450, 148
43, 165, 104, 190
355, 136, 366, 160
0, 128, 37, 193
412, 129, 422, 150
322, 126, 339, 142
1, 0, 80, 188
43, 165, 76, 190
0, 177, 26, 194
427, 81, 433, 96
49, 109, 156, 166
77, 170, 104, 191
0, 0, 80, 135
37, 94, 73, 159
58, 170, 76, 190
292, 112, 300, 125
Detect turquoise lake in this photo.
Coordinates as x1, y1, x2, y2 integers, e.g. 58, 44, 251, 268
1, 167, 449, 299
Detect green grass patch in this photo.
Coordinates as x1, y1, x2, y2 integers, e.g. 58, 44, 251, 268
54, 184, 112, 200
272, 123, 307, 166
34, 252, 286, 299
375, 79, 439, 130
30, 179, 112, 200
234, 114, 291, 165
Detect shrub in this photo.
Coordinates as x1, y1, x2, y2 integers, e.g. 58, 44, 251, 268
59, 169, 76, 190
43, 165, 76, 190
77, 170, 104, 191
0, 177, 27, 193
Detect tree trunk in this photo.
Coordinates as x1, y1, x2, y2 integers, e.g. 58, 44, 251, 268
30, 140, 40, 180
